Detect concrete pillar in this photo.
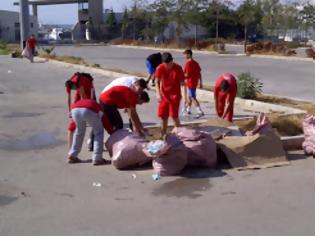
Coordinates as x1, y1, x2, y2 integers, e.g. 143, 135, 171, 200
32, 4, 38, 17
88, 0, 103, 25
19, 0, 30, 49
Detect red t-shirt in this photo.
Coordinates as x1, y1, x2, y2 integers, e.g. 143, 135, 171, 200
184, 59, 201, 89
155, 63, 185, 101
99, 86, 138, 109
27, 37, 37, 49
214, 73, 237, 102
71, 99, 102, 113
66, 74, 94, 102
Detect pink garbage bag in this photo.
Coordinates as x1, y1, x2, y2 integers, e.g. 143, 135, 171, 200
302, 114, 315, 156
105, 129, 151, 169
172, 127, 217, 168
151, 135, 188, 176
105, 129, 130, 156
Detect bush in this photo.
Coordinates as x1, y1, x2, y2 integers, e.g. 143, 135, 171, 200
42, 46, 55, 56
305, 48, 314, 58
237, 72, 263, 99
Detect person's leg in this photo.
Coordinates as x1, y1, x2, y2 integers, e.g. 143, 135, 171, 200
100, 101, 123, 131
87, 129, 94, 152
129, 119, 133, 131
157, 99, 169, 137
186, 89, 192, 114
68, 108, 87, 162
68, 120, 76, 148
170, 99, 181, 127
191, 90, 204, 116
84, 109, 105, 164
161, 119, 168, 137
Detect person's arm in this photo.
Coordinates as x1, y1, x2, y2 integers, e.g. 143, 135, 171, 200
128, 107, 145, 135
199, 74, 203, 89
67, 91, 72, 112
156, 78, 162, 102
214, 89, 219, 117
222, 94, 235, 119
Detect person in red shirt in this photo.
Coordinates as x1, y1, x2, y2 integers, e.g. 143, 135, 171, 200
214, 73, 238, 122
99, 86, 150, 136
155, 52, 186, 136
26, 34, 37, 61
183, 49, 204, 116
68, 99, 113, 165
65, 73, 95, 148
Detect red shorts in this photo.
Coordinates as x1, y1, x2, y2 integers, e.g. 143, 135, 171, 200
68, 119, 76, 132
158, 99, 180, 119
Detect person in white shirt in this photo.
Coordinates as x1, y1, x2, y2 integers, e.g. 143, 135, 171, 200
102, 76, 147, 93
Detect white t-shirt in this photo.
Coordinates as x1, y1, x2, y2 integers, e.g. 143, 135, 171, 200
102, 76, 139, 93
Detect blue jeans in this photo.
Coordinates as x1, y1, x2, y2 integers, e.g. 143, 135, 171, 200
69, 108, 104, 161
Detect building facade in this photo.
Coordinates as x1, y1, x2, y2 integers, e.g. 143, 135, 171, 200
0, 10, 38, 43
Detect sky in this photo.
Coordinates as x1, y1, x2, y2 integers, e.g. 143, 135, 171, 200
0, 0, 148, 24
0, 0, 314, 25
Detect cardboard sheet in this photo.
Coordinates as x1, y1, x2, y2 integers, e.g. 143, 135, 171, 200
218, 130, 289, 170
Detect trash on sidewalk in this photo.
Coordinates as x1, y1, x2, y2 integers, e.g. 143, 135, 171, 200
152, 174, 161, 181
302, 114, 315, 156
132, 174, 137, 179
92, 182, 102, 187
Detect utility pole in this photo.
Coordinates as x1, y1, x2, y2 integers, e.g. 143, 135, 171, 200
19, 0, 30, 50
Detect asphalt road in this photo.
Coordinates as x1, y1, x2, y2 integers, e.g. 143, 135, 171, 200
53, 45, 315, 102
1, 56, 315, 236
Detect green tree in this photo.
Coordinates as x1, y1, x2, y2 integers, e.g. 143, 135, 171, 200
129, 0, 149, 40
147, 0, 174, 40
185, 0, 210, 46
121, 8, 129, 39
237, 0, 257, 52
204, 1, 234, 44
105, 9, 117, 32
261, 0, 283, 38
298, 3, 315, 44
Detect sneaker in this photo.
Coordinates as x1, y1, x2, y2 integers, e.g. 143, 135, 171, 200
93, 158, 109, 166
186, 106, 191, 115
197, 111, 204, 116
68, 156, 81, 164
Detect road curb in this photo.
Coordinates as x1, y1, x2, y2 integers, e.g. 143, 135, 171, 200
250, 54, 314, 62
110, 44, 315, 61
196, 89, 306, 116
281, 135, 304, 151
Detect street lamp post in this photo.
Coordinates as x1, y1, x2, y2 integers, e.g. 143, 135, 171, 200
19, 0, 30, 49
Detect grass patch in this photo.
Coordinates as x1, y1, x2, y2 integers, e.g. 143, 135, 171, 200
0, 42, 18, 55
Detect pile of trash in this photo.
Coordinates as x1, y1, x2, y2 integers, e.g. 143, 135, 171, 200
105, 116, 292, 176
303, 114, 315, 157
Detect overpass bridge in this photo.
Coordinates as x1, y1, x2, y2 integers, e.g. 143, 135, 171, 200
15, 0, 103, 48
